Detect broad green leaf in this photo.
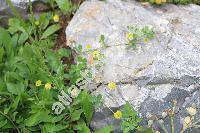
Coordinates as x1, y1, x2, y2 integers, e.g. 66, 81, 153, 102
58, 48, 71, 57
0, 27, 13, 57
39, 13, 50, 30
8, 18, 21, 34
41, 24, 61, 39
74, 121, 91, 133
24, 111, 50, 127
11, 33, 19, 47
79, 91, 94, 123
6, 82, 24, 95
71, 109, 83, 121
46, 50, 61, 73
0, 117, 7, 128
42, 123, 67, 133
18, 32, 29, 44
55, 0, 72, 14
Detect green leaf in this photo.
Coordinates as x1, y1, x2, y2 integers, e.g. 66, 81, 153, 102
8, 18, 21, 34
10, 95, 21, 111
18, 32, 29, 44
79, 91, 94, 123
42, 123, 67, 133
41, 24, 61, 39
24, 111, 49, 127
55, 0, 72, 14
58, 48, 71, 57
6, 82, 24, 95
94, 125, 114, 133
39, 13, 50, 30
0, 118, 7, 128
0, 47, 4, 63
46, 50, 61, 73
0, 27, 13, 57
71, 109, 83, 121
74, 121, 91, 133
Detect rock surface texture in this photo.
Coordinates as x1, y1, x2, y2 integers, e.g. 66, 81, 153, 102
66, 0, 200, 132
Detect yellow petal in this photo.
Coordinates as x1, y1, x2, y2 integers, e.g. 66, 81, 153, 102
108, 82, 116, 90
114, 111, 122, 119
186, 107, 197, 116
35, 80, 42, 87
45, 83, 52, 89
53, 15, 59, 22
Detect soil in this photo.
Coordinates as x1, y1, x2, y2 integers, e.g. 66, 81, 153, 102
54, 0, 84, 50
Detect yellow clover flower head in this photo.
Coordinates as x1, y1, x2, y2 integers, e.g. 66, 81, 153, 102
114, 110, 122, 119
45, 83, 52, 90
126, 33, 133, 40
86, 44, 92, 49
108, 82, 116, 90
144, 38, 149, 43
35, 80, 42, 87
186, 107, 197, 116
53, 15, 59, 22
92, 50, 100, 59
183, 116, 192, 129
35, 21, 39, 26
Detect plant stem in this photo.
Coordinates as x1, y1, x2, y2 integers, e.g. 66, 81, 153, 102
5, 0, 21, 19
0, 111, 20, 133
159, 121, 168, 133
171, 116, 174, 133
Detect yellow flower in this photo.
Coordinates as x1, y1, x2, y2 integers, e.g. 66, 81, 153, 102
114, 110, 122, 119
35, 21, 39, 26
162, 111, 167, 118
86, 44, 92, 49
183, 116, 192, 129
186, 107, 197, 116
162, 0, 167, 3
126, 33, 133, 40
53, 15, 59, 22
155, 131, 160, 133
92, 50, 100, 59
155, 0, 162, 4
71, 88, 79, 98
108, 82, 116, 90
144, 38, 149, 43
35, 80, 42, 87
45, 83, 52, 90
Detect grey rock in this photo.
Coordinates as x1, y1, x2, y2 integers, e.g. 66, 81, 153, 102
66, 0, 200, 132
0, 0, 48, 27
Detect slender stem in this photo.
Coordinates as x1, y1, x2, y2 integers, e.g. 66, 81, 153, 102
103, 103, 114, 114
171, 116, 174, 133
5, 0, 21, 19
159, 121, 168, 133
0, 111, 20, 133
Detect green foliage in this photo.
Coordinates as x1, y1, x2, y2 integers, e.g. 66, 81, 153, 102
0, 11, 96, 132
8, 12, 61, 43
55, 0, 77, 15
121, 103, 142, 133
41, 24, 61, 39
45, 0, 79, 15
126, 26, 155, 49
